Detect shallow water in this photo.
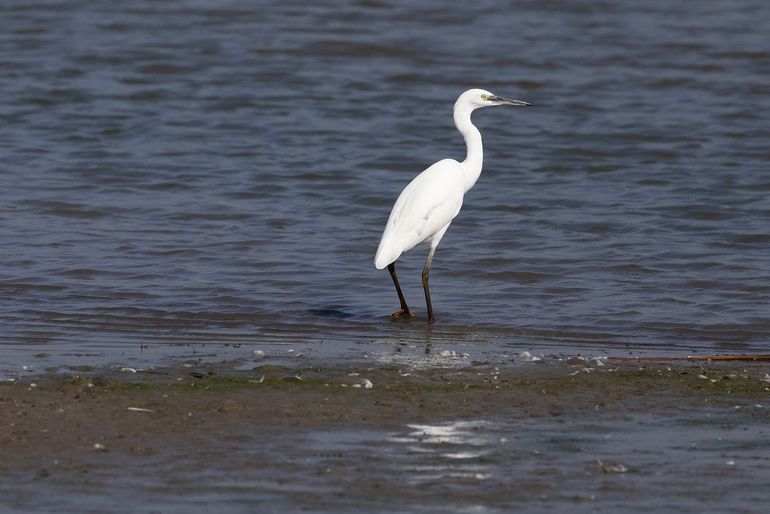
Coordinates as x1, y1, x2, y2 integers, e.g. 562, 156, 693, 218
1, 0, 769, 369
5, 407, 769, 513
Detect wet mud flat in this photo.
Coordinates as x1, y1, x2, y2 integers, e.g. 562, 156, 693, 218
1, 357, 769, 513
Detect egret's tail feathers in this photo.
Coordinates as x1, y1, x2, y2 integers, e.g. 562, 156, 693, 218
374, 246, 401, 270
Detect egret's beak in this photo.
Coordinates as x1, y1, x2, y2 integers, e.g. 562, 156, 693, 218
490, 95, 531, 106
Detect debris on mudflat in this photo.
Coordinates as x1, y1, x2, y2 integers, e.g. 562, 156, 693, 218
437, 350, 470, 359
519, 351, 543, 363
597, 459, 628, 473
609, 354, 770, 362
127, 407, 154, 413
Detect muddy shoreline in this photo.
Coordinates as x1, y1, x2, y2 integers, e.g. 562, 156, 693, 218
2, 357, 769, 512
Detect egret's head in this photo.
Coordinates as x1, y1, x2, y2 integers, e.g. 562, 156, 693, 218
457, 88, 531, 110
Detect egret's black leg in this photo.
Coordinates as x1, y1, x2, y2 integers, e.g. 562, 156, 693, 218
422, 247, 437, 324
388, 262, 411, 318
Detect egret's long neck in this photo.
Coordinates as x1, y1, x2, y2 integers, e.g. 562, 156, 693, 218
454, 105, 483, 192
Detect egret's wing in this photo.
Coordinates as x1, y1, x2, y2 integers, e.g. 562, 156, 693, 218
375, 160, 464, 268
388, 171, 463, 246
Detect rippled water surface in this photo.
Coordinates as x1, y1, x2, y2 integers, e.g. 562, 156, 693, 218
1, 0, 769, 369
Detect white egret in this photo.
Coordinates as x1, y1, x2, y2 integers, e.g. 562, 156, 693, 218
374, 88, 531, 323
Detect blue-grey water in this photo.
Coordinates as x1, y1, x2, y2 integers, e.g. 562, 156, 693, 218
2, 1, 770, 512
2, 0, 769, 368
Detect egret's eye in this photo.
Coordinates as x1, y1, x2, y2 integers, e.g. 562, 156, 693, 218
480, 94, 489, 100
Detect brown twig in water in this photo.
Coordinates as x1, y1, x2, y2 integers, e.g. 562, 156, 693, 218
608, 354, 770, 362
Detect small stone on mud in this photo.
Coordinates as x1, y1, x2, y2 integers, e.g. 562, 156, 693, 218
93, 443, 108, 452
252, 350, 265, 360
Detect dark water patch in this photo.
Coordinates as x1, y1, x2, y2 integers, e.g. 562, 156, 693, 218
19, 200, 111, 220
583, 164, 622, 173
731, 234, 770, 245
168, 212, 253, 222
126, 89, 172, 102
682, 280, 722, 290
144, 181, 193, 191
60, 269, 120, 280
298, 41, 422, 60
19, 96, 56, 106
308, 308, 356, 319
0, 283, 67, 293
64, 134, 101, 143
606, 264, 657, 274
17, 330, 58, 344
485, 271, 557, 284
135, 63, 195, 75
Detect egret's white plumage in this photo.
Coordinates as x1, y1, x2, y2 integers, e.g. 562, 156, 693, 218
374, 88, 530, 323
374, 158, 464, 269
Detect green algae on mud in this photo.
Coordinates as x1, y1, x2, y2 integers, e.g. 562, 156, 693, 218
1, 359, 768, 434
3, 358, 770, 398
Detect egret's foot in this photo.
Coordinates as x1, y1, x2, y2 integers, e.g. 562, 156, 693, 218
391, 309, 412, 319
427, 315, 436, 324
